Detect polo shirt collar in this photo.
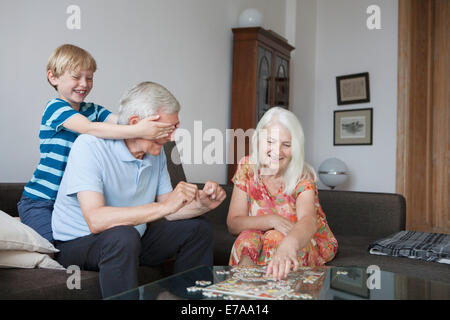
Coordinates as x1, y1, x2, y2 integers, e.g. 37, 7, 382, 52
115, 139, 152, 165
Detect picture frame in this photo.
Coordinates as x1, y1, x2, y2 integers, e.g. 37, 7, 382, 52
334, 108, 373, 146
330, 268, 370, 299
336, 72, 370, 105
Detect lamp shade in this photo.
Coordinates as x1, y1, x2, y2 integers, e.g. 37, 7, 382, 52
318, 158, 348, 189
238, 8, 263, 27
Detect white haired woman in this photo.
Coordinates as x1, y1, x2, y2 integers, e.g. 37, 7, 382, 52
226, 107, 338, 280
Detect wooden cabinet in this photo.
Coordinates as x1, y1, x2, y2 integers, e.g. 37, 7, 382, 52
227, 27, 295, 183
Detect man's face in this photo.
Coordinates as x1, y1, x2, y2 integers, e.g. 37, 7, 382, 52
140, 111, 180, 156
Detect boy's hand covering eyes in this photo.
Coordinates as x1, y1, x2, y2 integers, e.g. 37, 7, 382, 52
137, 114, 175, 140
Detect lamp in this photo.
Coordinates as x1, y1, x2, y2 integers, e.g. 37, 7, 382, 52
238, 8, 263, 27
318, 158, 348, 190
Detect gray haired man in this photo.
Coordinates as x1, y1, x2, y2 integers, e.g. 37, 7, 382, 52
51, 82, 226, 298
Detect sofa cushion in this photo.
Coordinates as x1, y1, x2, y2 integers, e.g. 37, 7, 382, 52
0, 263, 172, 300
213, 225, 236, 266
0, 210, 58, 253
0, 250, 64, 270
0, 268, 102, 299
318, 190, 406, 238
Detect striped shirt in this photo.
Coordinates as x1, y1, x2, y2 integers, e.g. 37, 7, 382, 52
23, 98, 112, 201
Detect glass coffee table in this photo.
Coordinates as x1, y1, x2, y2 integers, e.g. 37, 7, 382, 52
107, 265, 450, 300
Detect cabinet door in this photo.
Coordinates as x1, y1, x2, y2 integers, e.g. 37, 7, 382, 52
257, 46, 272, 122
274, 56, 289, 108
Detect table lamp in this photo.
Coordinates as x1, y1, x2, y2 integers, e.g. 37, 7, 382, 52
238, 8, 263, 27
318, 158, 348, 190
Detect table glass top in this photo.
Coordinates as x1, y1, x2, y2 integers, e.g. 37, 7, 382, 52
107, 265, 450, 300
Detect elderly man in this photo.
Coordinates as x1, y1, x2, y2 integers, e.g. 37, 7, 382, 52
51, 82, 226, 298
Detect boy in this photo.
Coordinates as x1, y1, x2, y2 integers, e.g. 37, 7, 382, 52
18, 44, 174, 243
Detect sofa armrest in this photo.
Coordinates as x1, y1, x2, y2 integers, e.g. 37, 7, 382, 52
0, 183, 26, 217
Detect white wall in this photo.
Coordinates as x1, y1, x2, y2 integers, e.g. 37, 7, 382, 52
0, 0, 286, 184
309, 0, 398, 192
1, 0, 398, 193
289, 0, 317, 168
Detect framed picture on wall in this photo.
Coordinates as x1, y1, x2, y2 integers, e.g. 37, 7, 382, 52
336, 72, 370, 105
334, 108, 373, 145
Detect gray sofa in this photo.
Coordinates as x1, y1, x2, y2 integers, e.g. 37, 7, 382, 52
1, 143, 448, 299
208, 186, 450, 284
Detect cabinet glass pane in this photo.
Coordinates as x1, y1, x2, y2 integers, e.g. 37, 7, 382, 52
257, 46, 272, 122
275, 56, 289, 108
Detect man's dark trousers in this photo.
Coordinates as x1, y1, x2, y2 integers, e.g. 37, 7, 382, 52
54, 216, 214, 298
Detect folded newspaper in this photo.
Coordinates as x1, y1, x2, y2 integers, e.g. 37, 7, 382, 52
368, 230, 450, 265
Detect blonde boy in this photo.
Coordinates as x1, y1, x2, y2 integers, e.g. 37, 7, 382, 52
18, 44, 174, 243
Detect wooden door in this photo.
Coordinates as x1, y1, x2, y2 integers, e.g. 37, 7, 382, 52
397, 0, 449, 234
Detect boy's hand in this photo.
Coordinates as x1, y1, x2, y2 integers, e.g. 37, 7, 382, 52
136, 114, 175, 140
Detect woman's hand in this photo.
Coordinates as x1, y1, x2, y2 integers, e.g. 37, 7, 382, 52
269, 214, 295, 235
266, 236, 300, 280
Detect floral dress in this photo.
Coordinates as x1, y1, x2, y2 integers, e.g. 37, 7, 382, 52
229, 156, 338, 267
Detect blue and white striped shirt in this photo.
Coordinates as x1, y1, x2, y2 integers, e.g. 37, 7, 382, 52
23, 98, 111, 201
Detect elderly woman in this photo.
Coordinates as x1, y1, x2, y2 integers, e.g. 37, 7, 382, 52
227, 107, 338, 280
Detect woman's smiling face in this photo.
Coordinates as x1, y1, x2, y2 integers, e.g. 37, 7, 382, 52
258, 121, 292, 176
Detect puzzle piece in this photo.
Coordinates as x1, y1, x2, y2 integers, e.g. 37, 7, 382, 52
186, 286, 204, 293
336, 270, 348, 276
201, 265, 326, 300
202, 291, 223, 298
195, 280, 212, 286
215, 270, 230, 275
223, 295, 242, 300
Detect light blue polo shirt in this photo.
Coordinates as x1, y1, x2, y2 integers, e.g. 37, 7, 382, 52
51, 134, 173, 241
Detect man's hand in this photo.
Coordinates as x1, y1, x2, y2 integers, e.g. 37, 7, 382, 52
197, 181, 226, 211
161, 182, 198, 215
160, 181, 226, 221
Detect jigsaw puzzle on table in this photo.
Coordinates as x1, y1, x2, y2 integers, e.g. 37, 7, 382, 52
187, 266, 328, 300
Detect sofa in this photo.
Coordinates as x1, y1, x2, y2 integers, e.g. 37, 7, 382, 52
209, 187, 450, 283
1, 142, 448, 300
